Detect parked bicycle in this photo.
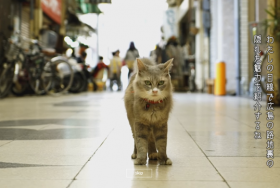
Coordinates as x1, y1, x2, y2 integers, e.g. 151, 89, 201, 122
10, 36, 74, 96
0, 32, 20, 98
11, 38, 48, 96
68, 57, 87, 93
43, 56, 74, 95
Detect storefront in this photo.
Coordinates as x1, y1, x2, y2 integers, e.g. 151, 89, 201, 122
21, 1, 32, 50
0, 0, 21, 51
40, 0, 63, 52
178, 7, 196, 91
64, 0, 103, 67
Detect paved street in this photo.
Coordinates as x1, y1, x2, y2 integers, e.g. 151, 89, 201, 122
0, 92, 279, 188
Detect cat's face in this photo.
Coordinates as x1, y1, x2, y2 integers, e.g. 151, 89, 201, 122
134, 59, 173, 101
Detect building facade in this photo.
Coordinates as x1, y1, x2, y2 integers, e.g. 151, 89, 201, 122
173, 0, 278, 98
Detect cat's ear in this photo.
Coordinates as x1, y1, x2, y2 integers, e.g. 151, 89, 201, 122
163, 58, 173, 73
137, 58, 147, 72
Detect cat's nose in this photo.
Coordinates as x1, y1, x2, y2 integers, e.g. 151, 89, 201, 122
152, 90, 158, 94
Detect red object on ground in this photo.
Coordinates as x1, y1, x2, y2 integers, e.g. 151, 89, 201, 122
93, 62, 109, 78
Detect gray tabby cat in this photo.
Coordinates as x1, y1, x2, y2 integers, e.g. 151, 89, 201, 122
124, 58, 173, 165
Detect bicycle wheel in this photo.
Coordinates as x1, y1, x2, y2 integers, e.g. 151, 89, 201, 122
40, 61, 53, 94
12, 57, 30, 96
69, 72, 86, 93
11, 82, 30, 96
27, 55, 50, 95
0, 61, 15, 98
47, 56, 74, 95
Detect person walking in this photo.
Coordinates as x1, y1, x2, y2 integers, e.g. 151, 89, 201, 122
109, 50, 122, 91
77, 51, 87, 64
124, 42, 139, 78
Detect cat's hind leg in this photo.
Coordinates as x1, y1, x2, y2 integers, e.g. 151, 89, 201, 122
134, 122, 150, 165
153, 122, 172, 165
148, 132, 157, 160
131, 142, 137, 159
128, 116, 137, 159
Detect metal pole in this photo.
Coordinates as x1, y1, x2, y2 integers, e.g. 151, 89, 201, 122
19, 0, 22, 35
96, 13, 99, 64
30, 0, 34, 20
30, 0, 34, 38
234, 0, 241, 96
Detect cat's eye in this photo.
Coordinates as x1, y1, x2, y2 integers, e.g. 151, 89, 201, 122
145, 81, 152, 85
158, 81, 165, 85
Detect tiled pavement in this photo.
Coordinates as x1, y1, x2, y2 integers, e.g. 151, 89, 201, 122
0, 92, 279, 188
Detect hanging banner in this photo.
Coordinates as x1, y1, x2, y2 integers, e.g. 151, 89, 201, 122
41, 0, 62, 24
163, 8, 178, 40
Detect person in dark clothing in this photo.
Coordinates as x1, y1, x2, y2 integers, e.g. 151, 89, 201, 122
77, 51, 87, 63
124, 42, 139, 78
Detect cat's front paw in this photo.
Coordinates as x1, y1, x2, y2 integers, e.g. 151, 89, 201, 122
134, 158, 147, 165
131, 153, 137, 159
159, 158, 172, 165
148, 153, 158, 160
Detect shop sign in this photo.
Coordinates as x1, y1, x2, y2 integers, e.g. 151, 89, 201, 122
85, 0, 111, 3
41, 0, 62, 24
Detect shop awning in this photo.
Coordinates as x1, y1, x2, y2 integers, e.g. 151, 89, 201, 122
66, 8, 96, 37
85, 0, 111, 3
66, 24, 95, 37
76, 0, 103, 14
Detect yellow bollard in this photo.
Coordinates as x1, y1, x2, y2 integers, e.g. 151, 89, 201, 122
88, 83, 93, 91
214, 62, 226, 95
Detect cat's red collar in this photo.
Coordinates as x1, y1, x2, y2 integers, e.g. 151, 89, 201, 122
142, 98, 163, 104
